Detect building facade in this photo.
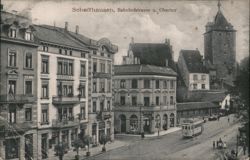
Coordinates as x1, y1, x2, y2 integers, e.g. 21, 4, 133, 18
114, 64, 177, 134
33, 24, 89, 159
67, 30, 118, 145
0, 10, 39, 160
178, 49, 210, 91
204, 1, 237, 86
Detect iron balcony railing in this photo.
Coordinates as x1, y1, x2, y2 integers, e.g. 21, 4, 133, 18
52, 117, 79, 128
52, 96, 82, 105
0, 94, 36, 104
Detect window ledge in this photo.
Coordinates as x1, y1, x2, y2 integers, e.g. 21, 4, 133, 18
6, 66, 18, 69
24, 67, 34, 70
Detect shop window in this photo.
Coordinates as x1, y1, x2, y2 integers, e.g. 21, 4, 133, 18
5, 138, 19, 159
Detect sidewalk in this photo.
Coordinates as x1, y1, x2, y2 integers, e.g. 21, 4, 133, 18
116, 127, 181, 139
49, 140, 129, 160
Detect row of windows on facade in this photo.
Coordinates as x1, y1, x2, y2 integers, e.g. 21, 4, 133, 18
92, 100, 111, 113
7, 104, 86, 125
8, 51, 33, 68
42, 56, 87, 76
119, 95, 175, 106
8, 106, 33, 124
8, 79, 86, 98
42, 82, 86, 98
40, 105, 86, 125
118, 79, 176, 89
8, 80, 32, 95
192, 83, 207, 89
8, 51, 110, 76
42, 45, 112, 58
92, 80, 112, 93
93, 60, 112, 73
192, 74, 207, 81
9, 28, 32, 41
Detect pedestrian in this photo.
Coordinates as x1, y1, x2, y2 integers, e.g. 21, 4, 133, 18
213, 141, 215, 149
228, 117, 230, 123
216, 140, 218, 148
218, 116, 220, 121
243, 144, 246, 155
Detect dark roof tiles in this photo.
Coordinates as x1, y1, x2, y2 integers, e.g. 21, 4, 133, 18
130, 43, 175, 69
114, 64, 177, 77
180, 50, 208, 73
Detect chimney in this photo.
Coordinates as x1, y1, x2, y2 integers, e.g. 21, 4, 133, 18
65, 21, 68, 31
76, 25, 79, 34
165, 59, 169, 67
131, 37, 134, 44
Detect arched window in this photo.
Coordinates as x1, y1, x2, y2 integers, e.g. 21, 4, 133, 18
170, 113, 175, 127
163, 114, 168, 130
130, 115, 138, 133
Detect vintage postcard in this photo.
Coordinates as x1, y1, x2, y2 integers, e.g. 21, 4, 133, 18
0, 0, 249, 160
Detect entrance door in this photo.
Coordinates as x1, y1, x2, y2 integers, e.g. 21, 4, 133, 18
143, 118, 151, 133
120, 115, 126, 133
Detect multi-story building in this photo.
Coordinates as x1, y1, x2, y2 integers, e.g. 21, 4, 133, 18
177, 49, 210, 91
67, 29, 118, 145
33, 24, 89, 159
113, 64, 177, 134
204, 1, 237, 86
0, 9, 39, 160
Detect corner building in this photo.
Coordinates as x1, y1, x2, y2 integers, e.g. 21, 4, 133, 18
0, 10, 39, 160
114, 65, 177, 134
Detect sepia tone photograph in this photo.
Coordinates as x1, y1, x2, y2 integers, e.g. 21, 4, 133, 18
0, 0, 249, 159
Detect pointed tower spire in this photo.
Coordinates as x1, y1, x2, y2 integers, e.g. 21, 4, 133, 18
218, 0, 221, 11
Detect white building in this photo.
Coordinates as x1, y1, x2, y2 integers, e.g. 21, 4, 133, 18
34, 24, 89, 159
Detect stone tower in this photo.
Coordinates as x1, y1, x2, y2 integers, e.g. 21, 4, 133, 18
204, 0, 236, 85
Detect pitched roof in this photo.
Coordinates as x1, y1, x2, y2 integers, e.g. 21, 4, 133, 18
114, 64, 177, 77
130, 43, 175, 69
33, 25, 87, 50
177, 102, 219, 111
180, 50, 208, 73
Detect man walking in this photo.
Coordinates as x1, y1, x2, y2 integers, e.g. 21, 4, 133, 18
213, 141, 215, 149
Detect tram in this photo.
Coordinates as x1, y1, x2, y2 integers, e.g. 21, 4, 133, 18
182, 119, 204, 138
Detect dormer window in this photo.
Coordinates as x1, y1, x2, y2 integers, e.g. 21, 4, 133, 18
10, 29, 16, 38
25, 32, 31, 40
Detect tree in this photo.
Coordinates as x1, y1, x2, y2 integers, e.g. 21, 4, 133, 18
73, 138, 84, 160
83, 135, 91, 156
233, 56, 249, 155
99, 134, 107, 152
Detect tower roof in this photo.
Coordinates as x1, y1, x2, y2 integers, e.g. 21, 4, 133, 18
205, 1, 235, 32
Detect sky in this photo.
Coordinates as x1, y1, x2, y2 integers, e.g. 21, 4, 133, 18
2, 0, 249, 64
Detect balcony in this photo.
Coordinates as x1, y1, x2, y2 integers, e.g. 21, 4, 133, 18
93, 72, 111, 79
96, 111, 112, 121
52, 117, 79, 128
2, 122, 33, 134
52, 96, 81, 105
0, 94, 36, 104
